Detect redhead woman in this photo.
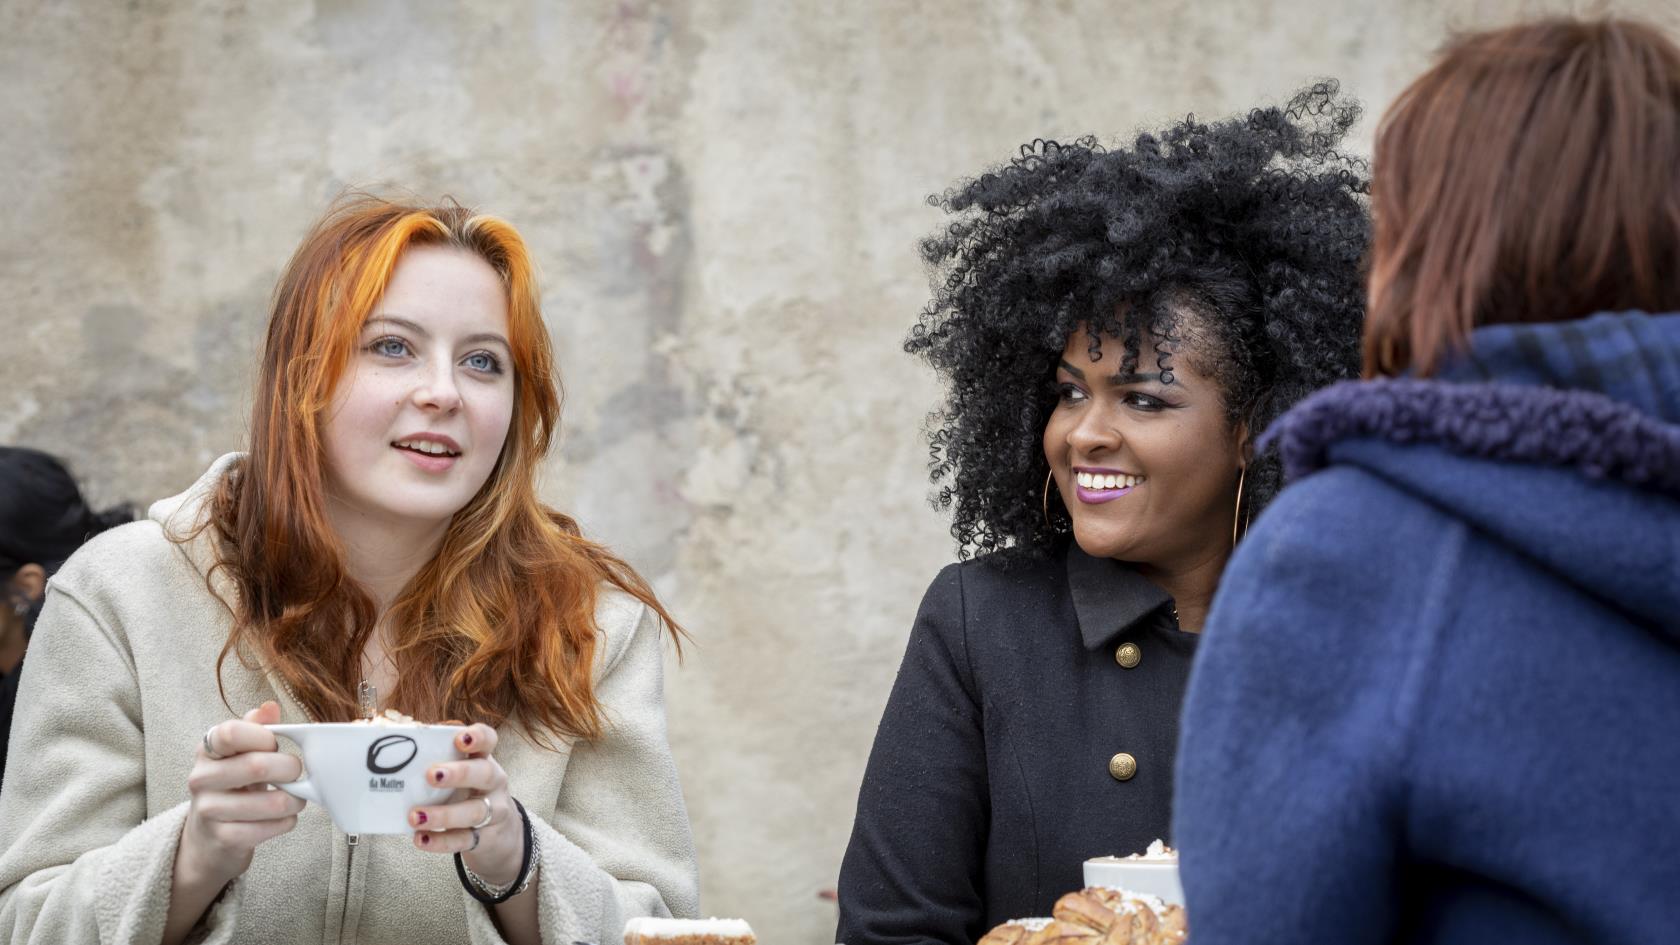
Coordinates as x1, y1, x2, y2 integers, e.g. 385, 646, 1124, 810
0, 197, 697, 944
1173, 17, 1680, 944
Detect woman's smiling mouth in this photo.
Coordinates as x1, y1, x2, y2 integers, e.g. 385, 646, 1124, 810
1074, 468, 1145, 504
392, 434, 462, 472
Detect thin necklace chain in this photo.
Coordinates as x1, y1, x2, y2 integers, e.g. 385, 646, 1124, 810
357, 679, 378, 719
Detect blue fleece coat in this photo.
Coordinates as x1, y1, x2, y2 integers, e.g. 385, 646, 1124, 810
1172, 311, 1680, 944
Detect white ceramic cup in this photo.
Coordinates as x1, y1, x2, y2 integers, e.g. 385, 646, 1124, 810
267, 723, 467, 835
1082, 857, 1185, 904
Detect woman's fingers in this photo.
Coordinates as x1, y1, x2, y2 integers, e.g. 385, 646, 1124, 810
425, 756, 504, 792
410, 723, 514, 856
195, 785, 308, 823
205, 814, 300, 848
412, 826, 485, 854
409, 792, 503, 831
456, 723, 497, 756
189, 751, 303, 793
178, 704, 300, 887
203, 716, 280, 762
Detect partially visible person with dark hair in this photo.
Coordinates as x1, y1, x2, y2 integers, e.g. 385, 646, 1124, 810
0, 446, 133, 791
1174, 16, 1680, 944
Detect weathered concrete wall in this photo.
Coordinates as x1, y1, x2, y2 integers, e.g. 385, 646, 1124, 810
4, 1, 1675, 941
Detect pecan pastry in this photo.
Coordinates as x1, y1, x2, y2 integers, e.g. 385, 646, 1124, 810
978, 887, 1186, 945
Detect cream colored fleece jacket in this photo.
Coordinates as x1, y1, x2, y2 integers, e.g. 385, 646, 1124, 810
0, 455, 699, 944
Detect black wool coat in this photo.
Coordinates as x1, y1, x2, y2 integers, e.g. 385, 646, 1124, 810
836, 542, 1199, 945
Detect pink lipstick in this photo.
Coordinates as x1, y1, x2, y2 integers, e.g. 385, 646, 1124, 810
1076, 483, 1136, 504
1071, 466, 1144, 505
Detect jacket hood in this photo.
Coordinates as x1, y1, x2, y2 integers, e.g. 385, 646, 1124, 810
1263, 312, 1680, 627
147, 452, 242, 587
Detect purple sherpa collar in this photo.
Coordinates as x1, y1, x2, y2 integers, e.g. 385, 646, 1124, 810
1261, 379, 1680, 497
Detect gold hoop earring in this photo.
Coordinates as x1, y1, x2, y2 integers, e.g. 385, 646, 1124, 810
1042, 469, 1056, 530
1232, 465, 1248, 548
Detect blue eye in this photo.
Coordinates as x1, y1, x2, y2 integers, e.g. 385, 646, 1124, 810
370, 336, 411, 358
464, 351, 503, 374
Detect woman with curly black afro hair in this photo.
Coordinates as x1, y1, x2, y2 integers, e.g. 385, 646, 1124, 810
837, 83, 1369, 945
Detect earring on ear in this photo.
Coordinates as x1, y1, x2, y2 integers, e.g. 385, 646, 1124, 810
1232, 465, 1249, 548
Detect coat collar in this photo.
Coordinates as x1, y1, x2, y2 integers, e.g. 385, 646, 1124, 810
1264, 312, 1680, 496
1064, 543, 1175, 650
149, 452, 313, 722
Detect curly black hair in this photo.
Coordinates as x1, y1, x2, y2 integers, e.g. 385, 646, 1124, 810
908, 81, 1370, 559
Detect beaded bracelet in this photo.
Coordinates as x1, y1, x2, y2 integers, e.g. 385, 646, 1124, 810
455, 797, 540, 905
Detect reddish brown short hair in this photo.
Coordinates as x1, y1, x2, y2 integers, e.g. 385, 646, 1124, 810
1366, 17, 1680, 377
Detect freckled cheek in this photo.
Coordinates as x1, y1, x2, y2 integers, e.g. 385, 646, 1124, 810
472, 391, 517, 453
325, 377, 407, 457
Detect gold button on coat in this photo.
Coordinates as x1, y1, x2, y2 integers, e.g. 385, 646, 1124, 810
1108, 752, 1137, 781
1115, 642, 1141, 669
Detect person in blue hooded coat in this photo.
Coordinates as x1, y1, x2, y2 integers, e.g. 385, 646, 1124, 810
1172, 16, 1680, 945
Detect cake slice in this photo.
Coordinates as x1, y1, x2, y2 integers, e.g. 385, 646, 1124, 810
622, 917, 756, 945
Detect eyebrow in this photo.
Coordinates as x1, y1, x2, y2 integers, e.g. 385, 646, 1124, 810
1058, 360, 1168, 385
366, 315, 510, 350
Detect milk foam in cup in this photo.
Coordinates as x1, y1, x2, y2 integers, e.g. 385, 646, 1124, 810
267, 713, 467, 834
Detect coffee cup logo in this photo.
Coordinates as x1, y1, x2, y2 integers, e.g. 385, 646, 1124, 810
366, 734, 418, 775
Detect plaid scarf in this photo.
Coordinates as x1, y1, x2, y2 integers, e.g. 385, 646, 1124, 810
1261, 311, 1680, 497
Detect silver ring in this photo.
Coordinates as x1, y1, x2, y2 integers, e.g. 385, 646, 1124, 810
202, 727, 225, 761
468, 827, 481, 851
470, 796, 494, 830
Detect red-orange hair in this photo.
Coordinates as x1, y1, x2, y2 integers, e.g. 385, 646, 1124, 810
207, 195, 682, 746
1365, 17, 1680, 377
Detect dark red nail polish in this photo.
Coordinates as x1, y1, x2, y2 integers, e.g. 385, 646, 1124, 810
414, 811, 427, 825
462, 733, 474, 746
434, 770, 446, 783
420, 833, 431, 845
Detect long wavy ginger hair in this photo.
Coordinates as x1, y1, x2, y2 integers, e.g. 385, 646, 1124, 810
207, 196, 680, 746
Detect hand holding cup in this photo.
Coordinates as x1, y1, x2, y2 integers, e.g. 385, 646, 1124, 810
179, 701, 307, 888
407, 723, 524, 888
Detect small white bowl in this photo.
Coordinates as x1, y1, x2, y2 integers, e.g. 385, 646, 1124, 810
1082, 857, 1184, 905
